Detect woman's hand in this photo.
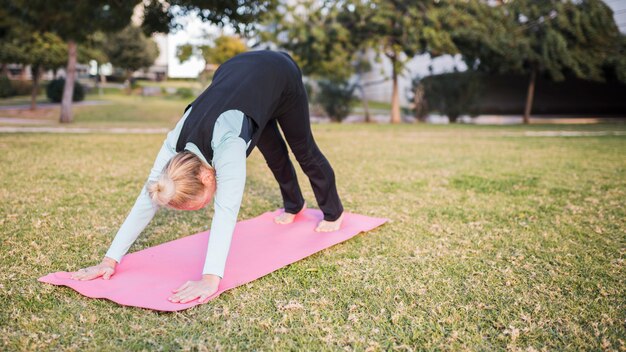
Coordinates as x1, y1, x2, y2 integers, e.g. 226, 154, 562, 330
168, 274, 221, 304
70, 257, 117, 281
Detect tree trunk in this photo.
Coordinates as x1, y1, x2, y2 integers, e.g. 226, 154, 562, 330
358, 85, 371, 123
30, 64, 41, 111
523, 67, 537, 124
124, 70, 133, 95
60, 40, 77, 124
448, 114, 459, 123
413, 84, 427, 123
94, 62, 101, 96
390, 54, 401, 124
100, 65, 106, 96
20, 65, 28, 80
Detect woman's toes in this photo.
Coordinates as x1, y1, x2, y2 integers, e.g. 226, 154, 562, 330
315, 215, 343, 232
274, 212, 296, 224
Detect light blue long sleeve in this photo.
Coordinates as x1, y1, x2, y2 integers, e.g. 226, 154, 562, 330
202, 110, 248, 278
104, 107, 248, 279
104, 106, 192, 262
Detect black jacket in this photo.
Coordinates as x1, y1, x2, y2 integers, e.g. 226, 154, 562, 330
175, 50, 304, 163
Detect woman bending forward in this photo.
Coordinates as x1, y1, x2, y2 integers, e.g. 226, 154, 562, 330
70, 50, 344, 304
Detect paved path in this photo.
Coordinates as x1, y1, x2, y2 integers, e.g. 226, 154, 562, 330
501, 131, 626, 137
0, 126, 624, 137
0, 126, 168, 134
0, 100, 111, 111
0, 117, 50, 124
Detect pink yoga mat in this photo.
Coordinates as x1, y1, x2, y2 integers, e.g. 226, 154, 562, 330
38, 208, 388, 311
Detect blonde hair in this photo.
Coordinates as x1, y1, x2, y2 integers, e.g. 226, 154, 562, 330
147, 151, 215, 208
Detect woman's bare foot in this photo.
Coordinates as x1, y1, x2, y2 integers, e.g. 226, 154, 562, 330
315, 212, 344, 232
274, 202, 307, 224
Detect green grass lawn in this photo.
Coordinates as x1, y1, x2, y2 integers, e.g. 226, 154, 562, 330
136, 80, 205, 90
70, 94, 190, 127
0, 93, 190, 128
0, 94, 49, 107
0, 121, 624, 350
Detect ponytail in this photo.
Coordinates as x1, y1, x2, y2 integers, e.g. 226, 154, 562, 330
147, 151, 214, 208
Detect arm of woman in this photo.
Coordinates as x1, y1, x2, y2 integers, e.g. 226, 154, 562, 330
201, 135, 247, 279
169, 110, 248, 303
104, 107, 194, 264
102, 137, 176, 263
71, 106, 194, 280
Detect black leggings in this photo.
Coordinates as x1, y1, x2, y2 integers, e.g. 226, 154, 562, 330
256, 88, 344, 222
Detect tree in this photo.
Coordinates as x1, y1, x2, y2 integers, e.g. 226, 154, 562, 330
177, 34, 247, 75
3, 0, 279, 122
24, 33, 67, 110
0, 29, 28, 77
0, 27, 69, 109
338, 0, 458, 124
78, 32, 109, 96
449, 0, 625, 124
266, 0, 459, 124
258, 0, 371, 122
3, 0, 141, 123
0, 5, 24, 76
104, 26, 159, 92
259, 0, 356, 80
141, 0, 278, 37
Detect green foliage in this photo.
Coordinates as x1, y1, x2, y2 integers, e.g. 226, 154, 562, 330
260, 0, 356, 80
140, 0, 278, 36
78, 32, 108, 64
0, 77, 37, 98
263, 0, 461, 123
2, 0, 139, 42
332, 0, 459, 81
46, 78, 85, 103
10, 80, 34, 96
176, 44, 195, 64
204, 36, 247, 65
0, 75, 14, 98
450, 0, 624, 83
140, 0, 174, 35
175, 87, 194, 99
415, 72, 484, 123
315, 79, 357, 122
177, 35, 247, 67
0, 31, 66, 71
104, 26, 159, 76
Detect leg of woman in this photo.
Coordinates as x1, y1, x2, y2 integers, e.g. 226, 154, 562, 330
256, 118, 306, 219
275, 88, 344, 227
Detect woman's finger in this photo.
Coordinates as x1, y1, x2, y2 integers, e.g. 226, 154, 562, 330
177, 286, 193, 296
180, 294, 199, 304
173, 281, 191, 293
177, 288, 196, 300
178, 287, 200, 301
170, 288, 191, 301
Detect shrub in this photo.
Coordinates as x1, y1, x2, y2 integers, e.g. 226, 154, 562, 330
176, 87, 194, 99
315, 79, 357, 122
46, 78, 85, 103
415, 71, 483, 123
0, 75, 15, 98
11, 80, 34, 96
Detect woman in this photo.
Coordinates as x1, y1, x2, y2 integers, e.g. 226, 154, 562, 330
69, 50, 344, 304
